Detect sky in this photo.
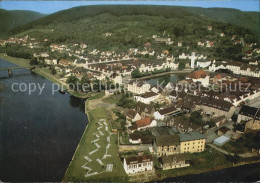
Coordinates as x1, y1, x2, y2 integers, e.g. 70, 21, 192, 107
1, 1, 259, 14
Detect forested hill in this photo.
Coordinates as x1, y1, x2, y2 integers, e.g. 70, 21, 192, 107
0, 9, 45, 38
185, 7, 259, 35
9, 5, 259, 35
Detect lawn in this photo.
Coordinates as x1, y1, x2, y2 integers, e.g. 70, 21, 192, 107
0, 53, 30, 67
160, 147, 232, 179
63, 107, 128, 182
222, 140, 251, 154
13, 29, 53, 37
102, 93, 122, 104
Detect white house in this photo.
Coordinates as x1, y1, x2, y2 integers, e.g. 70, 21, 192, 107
123, 155, 153, 174
134, 92, 159, 104
154, 111, 165, 121
129, 134, 142, 144
186, 70, 209, 87
126, 110, 142, 124
128, 80, 151, 94
136, 118, 157, 131
110, 72, 123, 85
196, 60, 212, 68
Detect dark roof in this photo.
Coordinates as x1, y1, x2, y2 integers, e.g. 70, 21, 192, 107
239, 105, 259, 118
141, 91, 158, 98
179, 132, 206, 142
156, 135, 180, 146
218, 126, 230, 134
135, 102, 154, 114
159, 106, 177, 115
125, 155, 152, 165
211, 115, 226, 123
129, 134, 141, 140
126, 109, 138, 118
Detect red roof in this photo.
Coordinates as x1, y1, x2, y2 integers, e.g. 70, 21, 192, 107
144, 42, 151, 47
187, 70, 208, 79
136, 118, 151, 128
215, 74, 222, 79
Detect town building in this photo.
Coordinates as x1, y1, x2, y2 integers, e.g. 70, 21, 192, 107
186, 70, 209, 87
128, 80, 151, 94
123, 155, 153, 174
126, 109, 141, 124
160, 154, 190, 170
134, 91, 159, 104
179, 132, 206, 153
154, 135, 180, 156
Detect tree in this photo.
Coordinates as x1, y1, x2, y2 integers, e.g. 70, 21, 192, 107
81, 75, 91, 92
131, 69, 143, 78
51, 68, 56, 75
178, 62, 186, 70
30, 57, 38, 65
66, 76, 79, 90
190, 111, 203, 125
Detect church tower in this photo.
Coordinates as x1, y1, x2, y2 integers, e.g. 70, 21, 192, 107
191, 52, 196, 69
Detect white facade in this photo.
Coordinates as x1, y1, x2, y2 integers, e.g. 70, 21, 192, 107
154, 111, 165, 121
197, 60, 212, 68
190, 52, 196, 69
112, 75, 123, 85
123, 157, 153, 174
209, 61, 260, 78
186, 75, 210, 87
127, 82, 151, 94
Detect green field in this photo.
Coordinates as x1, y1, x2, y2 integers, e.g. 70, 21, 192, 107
13, 29, 53, 37
63, 107, 128, 182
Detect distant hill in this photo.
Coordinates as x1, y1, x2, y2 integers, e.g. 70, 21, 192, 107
0, 9, 45, 38
9, 5, 259, 36
184, 7, 259, 35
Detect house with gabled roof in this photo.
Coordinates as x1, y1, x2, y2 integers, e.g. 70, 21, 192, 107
123, 154, 153, 174
186, 70, 209, 86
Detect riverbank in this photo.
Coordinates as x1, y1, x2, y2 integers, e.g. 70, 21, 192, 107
63, 94, 128, 182
152, 147, 260, 182
0, 54, 90, 98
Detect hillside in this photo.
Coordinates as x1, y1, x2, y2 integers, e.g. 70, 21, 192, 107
185, 7, 259, 34
3, 5, 259, 61
0, 9, 45, 38
9, 5, 259, 36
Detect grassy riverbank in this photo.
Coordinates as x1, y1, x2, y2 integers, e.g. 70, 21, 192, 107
63, 96, 128, 182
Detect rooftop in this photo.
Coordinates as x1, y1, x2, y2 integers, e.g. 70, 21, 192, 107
155, 135, 180, 146
179, 132, 206, 142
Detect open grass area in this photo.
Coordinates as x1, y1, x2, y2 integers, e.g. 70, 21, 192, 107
63, 107, 128, 182
102, 94, 122, 104
0, 53, 30, 67
160, 147, 232, 179
13, 29, 53, 37
222, 140, 250, 154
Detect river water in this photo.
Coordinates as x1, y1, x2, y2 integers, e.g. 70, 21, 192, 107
146, 73, 186, 86
160, 162, 260, 182
0, 59, 88, 181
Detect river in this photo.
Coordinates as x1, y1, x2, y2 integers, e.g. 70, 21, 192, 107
160, 162, 260, 182
0, 59, 88, 181
146, 73, 186, 86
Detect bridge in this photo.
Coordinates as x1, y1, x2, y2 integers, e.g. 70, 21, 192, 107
0, 66, 35, 77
